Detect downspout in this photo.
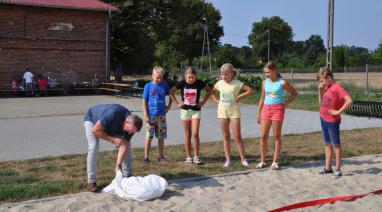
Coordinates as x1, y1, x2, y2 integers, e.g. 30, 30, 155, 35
105, 9, 111, 82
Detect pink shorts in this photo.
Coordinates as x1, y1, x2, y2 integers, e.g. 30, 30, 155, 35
261, 103, 285, 121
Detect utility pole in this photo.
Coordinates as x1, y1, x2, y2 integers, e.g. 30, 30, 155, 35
201, 18, 212, 74
326, 0, 334, 70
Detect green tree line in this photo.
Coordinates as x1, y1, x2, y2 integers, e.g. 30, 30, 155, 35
104, 1, 382, 75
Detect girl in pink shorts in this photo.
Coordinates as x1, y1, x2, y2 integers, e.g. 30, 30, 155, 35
256, 62, 298, 170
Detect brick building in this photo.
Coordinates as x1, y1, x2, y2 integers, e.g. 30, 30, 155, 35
0, 0, 118, 85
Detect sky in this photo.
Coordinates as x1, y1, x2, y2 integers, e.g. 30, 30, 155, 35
207, 0, 382, 51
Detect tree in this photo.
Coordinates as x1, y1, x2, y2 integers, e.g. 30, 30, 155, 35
370, 41, 382, 64
106, 0, 165, 74
213, 44, 242, 68
346, 46, 369, 66
248, 16, 293, 62
156, 0, 223, 67
303, 35, 325, 66
104, 0, 223, 73
334, 46, 345, 68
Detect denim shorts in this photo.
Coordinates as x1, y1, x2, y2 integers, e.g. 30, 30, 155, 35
320, 118, 341, 146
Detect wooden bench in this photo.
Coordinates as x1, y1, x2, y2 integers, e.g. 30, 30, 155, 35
131, 87, 143, 97
73, 87, 97, 95
345, 100, 382, 118
0, 89, 26, 97
36, 88, 66, 96
99, 83, 133, 98
98, 87, 122, 96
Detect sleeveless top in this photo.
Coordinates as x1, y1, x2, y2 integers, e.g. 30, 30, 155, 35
264, 78, 284, 105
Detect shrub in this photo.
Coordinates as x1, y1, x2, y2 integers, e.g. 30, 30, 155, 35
237, 73, 262, 90
197, 72, 218, 87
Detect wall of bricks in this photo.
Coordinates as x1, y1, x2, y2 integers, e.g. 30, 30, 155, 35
0, 4, 109, 85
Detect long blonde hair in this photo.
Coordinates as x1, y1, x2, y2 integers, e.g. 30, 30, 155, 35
220, 63, 238, 78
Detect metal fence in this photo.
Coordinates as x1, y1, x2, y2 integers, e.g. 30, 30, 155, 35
196, 64, 382, 93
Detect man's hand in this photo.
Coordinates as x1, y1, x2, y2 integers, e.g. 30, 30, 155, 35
112, 137, 122, 146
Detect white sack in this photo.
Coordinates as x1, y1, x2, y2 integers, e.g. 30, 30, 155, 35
103, 171, 168, 201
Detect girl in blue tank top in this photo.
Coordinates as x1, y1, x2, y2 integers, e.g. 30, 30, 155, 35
264, 77, 284, 105
257, 62, 298, 170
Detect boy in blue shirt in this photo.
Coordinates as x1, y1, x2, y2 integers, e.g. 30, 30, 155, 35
142, 66, 172, 164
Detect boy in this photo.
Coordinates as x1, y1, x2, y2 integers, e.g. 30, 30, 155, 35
142, 66, 172, 164
317, 67, 352, 178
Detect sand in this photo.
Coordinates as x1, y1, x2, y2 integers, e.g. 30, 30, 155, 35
1, 154, 381, 212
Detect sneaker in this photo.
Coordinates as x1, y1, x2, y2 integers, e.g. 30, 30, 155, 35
223, 161, 230, 168
270, 162, 280, 170
318, 168, 333, 175
333, 169, 342, 178
241, 160, 249, 167
86, 182, 98, 192
185, 157, 193, 164
158, 156, 166, 164
144, 158, 150, 166
256, 162, 267, 169
193, 157, 203, 165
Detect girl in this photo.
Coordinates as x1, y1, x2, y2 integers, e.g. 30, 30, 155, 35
212, 63, 254, 168
169, 67, 211, 164
317, 67, 352, 177
257, 62, 297, 170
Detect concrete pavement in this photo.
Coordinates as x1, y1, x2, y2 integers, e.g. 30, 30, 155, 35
0, 96, 381, 161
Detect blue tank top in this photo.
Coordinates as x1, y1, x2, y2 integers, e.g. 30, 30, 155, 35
264, 78, 284, 105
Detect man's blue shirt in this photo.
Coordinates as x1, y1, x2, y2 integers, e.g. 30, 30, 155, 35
84, 104, 133, 140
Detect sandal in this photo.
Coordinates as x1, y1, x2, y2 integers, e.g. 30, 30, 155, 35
223, 161, 230, 168
193, 157, 203, 165
158, 156, 166, 164
271, 162, 280, 170
86, 182, 98, 192
256, 162, 267, 169
185, 157, 193, 164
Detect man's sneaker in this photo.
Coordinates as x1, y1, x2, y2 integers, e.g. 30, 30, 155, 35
86, 182, 98, 192
223, 161, 230, 168
241, 160, 249, 167
144, 158, 150, 166
333, 169, 343, 178
318, 168, 333, 175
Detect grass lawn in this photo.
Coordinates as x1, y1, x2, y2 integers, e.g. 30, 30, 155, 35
1, 127, 382, 203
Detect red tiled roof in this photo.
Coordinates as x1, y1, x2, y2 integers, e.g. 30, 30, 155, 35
0, 0, 119, 12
